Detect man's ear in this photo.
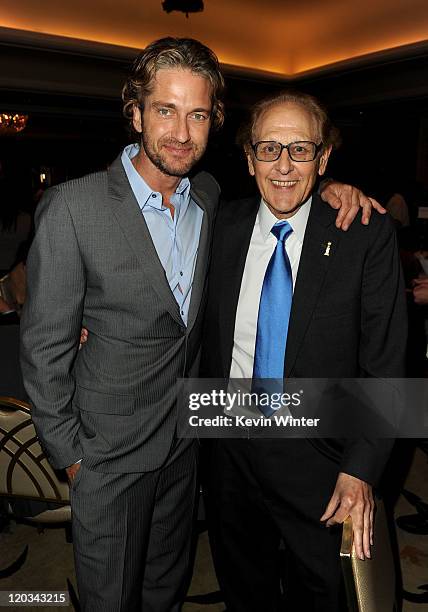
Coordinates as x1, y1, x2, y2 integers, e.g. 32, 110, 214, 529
318, 145, 332, 177
132, 105, 143, 134
245, 146, 255, 177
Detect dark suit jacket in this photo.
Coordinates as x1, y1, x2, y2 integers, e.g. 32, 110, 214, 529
21, 156, 220, 472
201, 193, 407, 486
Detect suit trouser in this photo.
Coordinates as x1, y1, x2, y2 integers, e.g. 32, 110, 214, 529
205, 438, 346, 612
70, 438, 198, 612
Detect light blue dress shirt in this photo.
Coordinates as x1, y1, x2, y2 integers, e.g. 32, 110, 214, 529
121, 144, 203, 325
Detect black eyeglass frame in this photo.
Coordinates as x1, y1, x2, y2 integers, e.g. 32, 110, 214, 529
250, 140, 324, 162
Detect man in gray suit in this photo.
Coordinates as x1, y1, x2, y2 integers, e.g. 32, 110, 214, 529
21, 37, 381, 612
21, 38, 224, 612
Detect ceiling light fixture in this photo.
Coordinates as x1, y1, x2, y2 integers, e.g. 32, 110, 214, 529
162, 0, 204, 18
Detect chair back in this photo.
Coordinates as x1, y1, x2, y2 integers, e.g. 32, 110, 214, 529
0, 396, 70, 504
341, 499, 397, 612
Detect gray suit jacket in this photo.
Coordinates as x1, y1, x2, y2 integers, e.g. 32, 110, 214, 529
21, 156, 219, 472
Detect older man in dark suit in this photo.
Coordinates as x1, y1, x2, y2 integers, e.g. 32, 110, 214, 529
201, 91, 407, 611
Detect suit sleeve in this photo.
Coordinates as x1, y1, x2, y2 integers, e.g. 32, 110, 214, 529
340, 214, 407, 486
20, 187, 86, 469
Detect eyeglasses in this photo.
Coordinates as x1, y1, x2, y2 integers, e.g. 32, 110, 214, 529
251, 140, 323, 162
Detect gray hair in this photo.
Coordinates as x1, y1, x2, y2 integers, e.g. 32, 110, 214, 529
238, 89, 341, 153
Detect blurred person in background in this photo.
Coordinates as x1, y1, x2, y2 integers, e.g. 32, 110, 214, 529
0, 168, 32, 276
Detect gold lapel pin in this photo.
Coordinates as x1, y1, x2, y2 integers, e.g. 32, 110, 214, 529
323, 241, 332, 256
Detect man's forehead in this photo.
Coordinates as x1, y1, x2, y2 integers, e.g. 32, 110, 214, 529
254, 102, 317, 136
150, 67, 212, 91
143, 68, 213, 113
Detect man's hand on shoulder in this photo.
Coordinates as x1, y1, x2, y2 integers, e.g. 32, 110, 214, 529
66, 462, 81, 484
320, 180, 386, 231
320, 471, 374, 561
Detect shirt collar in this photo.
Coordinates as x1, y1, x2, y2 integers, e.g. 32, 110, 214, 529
121, 143, 190, 212
258, 195, 312, 245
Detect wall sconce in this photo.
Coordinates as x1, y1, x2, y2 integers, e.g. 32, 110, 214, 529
162, 1, 204, 17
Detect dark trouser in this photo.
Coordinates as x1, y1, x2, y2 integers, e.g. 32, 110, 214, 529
205, 438, 346, 612
70, 439, 198, 612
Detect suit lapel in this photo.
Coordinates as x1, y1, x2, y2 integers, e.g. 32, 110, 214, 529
219, 197, 260, 377
186, 181, 213, 333
106, 156, 182, 326
285, 194, 342, 376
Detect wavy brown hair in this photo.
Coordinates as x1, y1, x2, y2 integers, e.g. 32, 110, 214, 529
122, 37, 225, 135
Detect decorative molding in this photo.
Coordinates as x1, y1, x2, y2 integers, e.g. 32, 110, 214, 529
0, 26, 137, 62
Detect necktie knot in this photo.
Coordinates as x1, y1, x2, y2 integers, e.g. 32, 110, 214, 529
271, 220, 293, 243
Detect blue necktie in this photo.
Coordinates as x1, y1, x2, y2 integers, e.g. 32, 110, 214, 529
252, 221, 293, 417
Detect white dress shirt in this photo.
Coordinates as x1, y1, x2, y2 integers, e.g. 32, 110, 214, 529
229, 197, 312, 380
